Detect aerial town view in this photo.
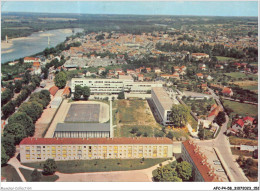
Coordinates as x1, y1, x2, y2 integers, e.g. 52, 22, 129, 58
0, 1, 259, 190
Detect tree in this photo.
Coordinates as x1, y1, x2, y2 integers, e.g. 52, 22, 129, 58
170, 105, 190, 127
31, 168, 42, 182
155, 131, 165, 137
166, 131, 174, 140
3, 123, 27, 145
14, 80, 23, 93
42, 67, 49, 79
74, 85, 82, 100
176, 161, 193, 181
198, 125, 205, 140
118, 91, 125, 99
1, 145, 9, 166
23, 70, 31, 84
54, 71, 67, 89
1, 88, 13, 105
130, 127, 138, 134
153, 164, 182, 182
43, 159, 57, 175
19, 101, 43, 123
82, 86, 91, 100
1, 135, 16, 158
215, 111, 226, 126
8, 112, 35, 137
31, 76, 41, 87
1, 100, 16, 119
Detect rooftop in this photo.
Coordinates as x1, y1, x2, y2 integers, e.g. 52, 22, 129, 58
182, 140, 219, 182
55, 123, 110, 132
20, 137, 173, 145
152, 87, 173, 111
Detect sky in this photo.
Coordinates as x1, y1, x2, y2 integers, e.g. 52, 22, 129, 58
1, 1, 258, 17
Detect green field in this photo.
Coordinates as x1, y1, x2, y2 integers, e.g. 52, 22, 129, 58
224, 72, 258, 80
241, 85, 258, 92
1, 165, 22, 182
216, 56, 236, 61
223, 100, 258, 117
120, 125, 154, 137
22, 158, 169, 173
19, 168, 59, 182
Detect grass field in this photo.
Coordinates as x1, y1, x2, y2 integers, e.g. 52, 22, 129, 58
231, 147, 253, 157
224, 72, 258, 80
1, 165, 22, 182
231, 80, 258, 93
22, 158, 169, 173
223, 100, 258, 117
120, 125, 154, 137
216, 56, 236, 61
229, 136, 258, 146
19, 168, 59, 182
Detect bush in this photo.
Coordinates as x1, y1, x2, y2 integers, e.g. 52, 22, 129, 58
43, 159, 57, 175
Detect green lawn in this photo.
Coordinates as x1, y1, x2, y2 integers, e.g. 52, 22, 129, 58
22, 158, 169, 173
19, 168, 59, 182
223, 100, 258, 117
189, 115, 198, 131
241, 85, 258, 92
1, 165, 22, 182
224, 72, 258, 80
216, 56, 236, 61
120, 125, 154, 137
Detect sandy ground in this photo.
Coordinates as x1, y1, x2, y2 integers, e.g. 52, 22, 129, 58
39, 33, 55, 37
34, 107, 57, 138
1, 40, 13, 49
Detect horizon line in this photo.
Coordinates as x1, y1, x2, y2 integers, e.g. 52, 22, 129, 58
2, 11, 258, 17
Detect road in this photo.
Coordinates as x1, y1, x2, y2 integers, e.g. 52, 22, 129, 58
196, 88, 248, 182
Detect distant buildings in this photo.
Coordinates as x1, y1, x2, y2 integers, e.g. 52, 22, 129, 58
20, 137, 173, 163
191, 53, 209, 60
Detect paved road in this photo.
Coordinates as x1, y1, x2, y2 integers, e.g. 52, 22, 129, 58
197, 88, 248, 182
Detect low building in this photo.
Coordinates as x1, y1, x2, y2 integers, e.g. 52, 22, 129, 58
191, 53, 209, 60
50, 97, 62, 109
181, 140, 219, 182
49, 86, 59, 96
24, 57, 40, 63
151, 87, 174, 126
20, 137, 173, 163
222, 87, 233, 97
54, 123, 110, 138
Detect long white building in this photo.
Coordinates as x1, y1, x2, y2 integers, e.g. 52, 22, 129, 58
151, 87, 174, 126
20, 137, 173, 163
71, 78, 162, 95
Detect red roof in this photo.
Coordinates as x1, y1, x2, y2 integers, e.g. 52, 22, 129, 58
222, 87, 232, 94
182, 141, 219, 182
62, 86, 70, 96
208, 106, 221, 117
196, 73, 203, 77
49, 86, 59, 96
14, 77, 22, 81
33, 62, 40, 67
24, 57, 39, 61
243, 116, 254, 123
235, 119, 245, 127
20, 137, 173, 145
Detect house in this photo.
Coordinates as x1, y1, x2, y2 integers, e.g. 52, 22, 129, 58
180, 65, 187, 71
230, 119, 245, 135
172, 72, 180, 79
200, 83, 207, 90
138, 74, 144, 81
24, 57, 40, 63
243, 116, 255, 125
32, 62, 41, 75
196, 73, 204, 79
146, 67, 152, 73
49, 86, 59, 96
216, 65, 224, 70
127, 69, 135, 74
198, 119, 219, 132
154, 67, 161, 73
207, 105, 222, 121
198, 63, 206, 71
98, 67, 106, 75
191, 53, 209, 60
222, 87, 233, 97
115, 69, 123, 75
206, 75, 213, 81
62, 86, 71, 98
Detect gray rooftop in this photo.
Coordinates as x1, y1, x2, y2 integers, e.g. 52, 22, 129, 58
55, 123, 110, 132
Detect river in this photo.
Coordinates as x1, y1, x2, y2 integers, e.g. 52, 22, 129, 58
1, 28, 83, 64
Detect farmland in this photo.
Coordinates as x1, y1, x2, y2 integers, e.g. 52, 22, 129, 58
223, 100, 258, 117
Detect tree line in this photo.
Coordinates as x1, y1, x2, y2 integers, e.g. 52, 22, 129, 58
1, 90, 51, 166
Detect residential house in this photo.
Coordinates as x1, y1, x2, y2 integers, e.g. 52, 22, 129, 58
229, 119, 245, 135
243, 116, 255, 126
215, 65, 224, 70
98, 67, 106, 75
154, 67, 161, 73
198, 63, 206, 71
138, 74, 144, 81
207, 104, 222, 121
222, 87, 233, 97
196, 73, 204, 79
49, 86, 59, 97
191, 53, 209, 60
32, 62, 41, 75
146, 67, 152, 73
24, 57, 40, 63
